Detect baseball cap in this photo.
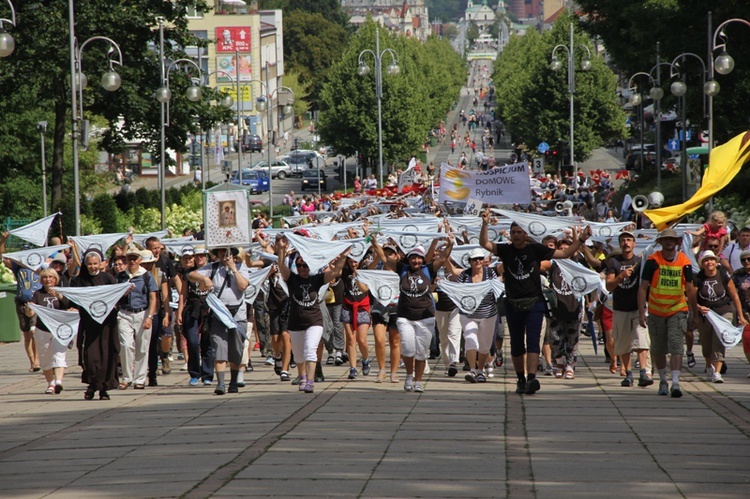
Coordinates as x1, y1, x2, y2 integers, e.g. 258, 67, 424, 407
618, 230, 636, 241
181, 247, 195, 257
383, 243, 398, 253
407, 246, 426, 258
468, 248, 487, 260
51, 253, 67, 264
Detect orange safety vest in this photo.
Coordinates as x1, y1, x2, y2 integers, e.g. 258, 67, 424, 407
647, 251, 691, 317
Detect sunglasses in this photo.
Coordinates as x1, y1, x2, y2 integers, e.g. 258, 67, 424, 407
707, 246, 719, 250
742, 258, 750, 263
126, 256, 140, 261
296, 262, 309, 269
469, 257, 484, 262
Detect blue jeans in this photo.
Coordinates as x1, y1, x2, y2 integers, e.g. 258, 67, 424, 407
504, 299, 546, 358
183, 313, 214, 381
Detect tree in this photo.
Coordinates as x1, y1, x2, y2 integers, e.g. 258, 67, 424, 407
493, 12, 626, 163
0, 0, 230, 222
576, 0, 750, 144
317, 21, 464, 177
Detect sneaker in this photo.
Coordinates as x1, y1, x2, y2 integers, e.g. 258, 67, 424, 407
334, 351, 343, 366
494, 353, 503, 368
670, 384, 683, 398
326, 354, 335, 365
706, 368, 715, 383
404, 375, 414, 392
362, 359, 371, 376
304, 381, 314, 393
657, 380, 669, 395
161, 357, 171, 375
485, 367, 494, 378
298, 376, 308, 391
265, 355, 275, 366
637, 374, 654, 387
713, 372, 724, 384
291, 376, 302, 386
544, 364, 553, 376
475, 372, 487, 383
280, 371, 291, 382
214, 384, 226, 395
340, 352, 349, 364
148, 378, 158, 387
515, 378, 527, 394
526, 377, 541, 395
227, 384, 239, 394
202, 379, 213, 386
189, 377, 199, 386
465, 371, 478, 383
621, 376, 634, 387
253, 341, 260, 351
413, 381, 424, 393
348, 368, 358, 379
180, 364, 188, 372
177, 353, 185, 361
447, 364, 458, 377
463, 361, 471, 371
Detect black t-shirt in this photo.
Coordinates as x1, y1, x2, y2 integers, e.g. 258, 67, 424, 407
605, 253, 641, 312
397, 262, 436, 320
343, 267, 366, 302
30, 290, 71, 333
548, 262, 581, 321
495, 242, 555, 299
695, 268, 733, 314
287, 273, 326, 330
267, 275, 289, 311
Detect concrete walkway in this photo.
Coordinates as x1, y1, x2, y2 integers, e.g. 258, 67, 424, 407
1, 329, 749, 498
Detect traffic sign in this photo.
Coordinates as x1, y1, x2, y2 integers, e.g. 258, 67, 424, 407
667, 139, 680, 151
701, 130, 709, 143
537, 142, 549, 153
532, 157, 544, 174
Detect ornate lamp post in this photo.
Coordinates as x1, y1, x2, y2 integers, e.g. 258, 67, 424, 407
0, 0, 16, 58
357, 28, 400, 189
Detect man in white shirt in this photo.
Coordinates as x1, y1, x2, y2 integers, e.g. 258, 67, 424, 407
725, 226, 750, 272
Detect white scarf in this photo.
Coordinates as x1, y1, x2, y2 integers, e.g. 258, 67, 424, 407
682, 231, 700, 273
586, 221, 634, 238
132, 230, 169, 248
3, 244, 71, 271
382, 230, 446, 253
437, 278, 504, 315
355, 269, 400, 306
164, 240, 207, 258
9, 212, 61, 247
345, 238, 371, 263
377, 218, 440, 233
307, 222, 363, 241
53, 282, 132, 324
552, 258, 603, 299
69, 233, 128, 255
704, 309, 744, 348
494, 209, 574, 242
244, 265, 273, 304
206, 294, 245, 339
27, 303, 80, 346
285, 233, 352, 275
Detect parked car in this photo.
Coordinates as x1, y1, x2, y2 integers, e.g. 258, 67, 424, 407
242, 134, 263, 153
301, 169, 327, 191
231, 168, 270, 193
287, 149, 327, 169
250, 159, 299, 179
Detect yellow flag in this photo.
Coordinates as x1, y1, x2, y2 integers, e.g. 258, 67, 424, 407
645, 131, 750, 230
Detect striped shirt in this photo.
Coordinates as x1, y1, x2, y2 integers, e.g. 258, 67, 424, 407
456, 267, 498, 319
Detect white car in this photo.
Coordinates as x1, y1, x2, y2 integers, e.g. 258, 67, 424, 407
249, 160, 299, 179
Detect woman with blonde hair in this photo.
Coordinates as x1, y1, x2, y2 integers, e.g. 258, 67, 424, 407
26, 268, 71, 394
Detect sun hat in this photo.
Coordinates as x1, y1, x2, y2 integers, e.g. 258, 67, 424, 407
656, 228, 680, 240
140, 250, 157, 263
468, 248, 487, 260
51, 253, 67, 264
407, 246, 426, 258
699, 250, 718, 264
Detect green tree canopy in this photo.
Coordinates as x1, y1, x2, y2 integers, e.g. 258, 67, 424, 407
493, 12, 626, 162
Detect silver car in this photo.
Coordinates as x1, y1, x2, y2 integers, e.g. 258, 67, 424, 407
250, 159, 299, 179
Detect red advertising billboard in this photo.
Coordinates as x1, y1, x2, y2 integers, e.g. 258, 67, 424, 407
215, 26, 251, 53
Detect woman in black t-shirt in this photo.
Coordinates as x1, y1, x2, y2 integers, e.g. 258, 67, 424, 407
396, 238, 453, 393
26, 268, 71, 394
341, 257, 372, 380
276, 237, 349, 393
694, 250, 747, 383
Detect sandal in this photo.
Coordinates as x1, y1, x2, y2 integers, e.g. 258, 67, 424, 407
390, 373, 400, 383
687, 352, 696, 368
118, 382, 129, 390
554, 365, 564, 379
564, 369, 575, 380
30, 366, 41, 373
45, 385, 55, 394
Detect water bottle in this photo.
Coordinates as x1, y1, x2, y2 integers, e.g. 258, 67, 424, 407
437, 267, 446, 279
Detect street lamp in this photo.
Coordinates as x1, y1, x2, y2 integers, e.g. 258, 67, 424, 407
550, 22, 592, 177
69, 23, 123, 236
255, 70, 295, 218
203, 69, 236, 192
155, 24, 204, 230
357, 27, 400, 189
0, 0, 16, 58
37, 122, 48, 217
626, 72, 660, 177
669, 52, 711, 202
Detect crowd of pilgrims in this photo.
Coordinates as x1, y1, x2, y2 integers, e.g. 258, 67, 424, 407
4, 203, 750, 399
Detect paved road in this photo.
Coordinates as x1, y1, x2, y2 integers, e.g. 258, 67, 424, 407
1, 324, 749, 497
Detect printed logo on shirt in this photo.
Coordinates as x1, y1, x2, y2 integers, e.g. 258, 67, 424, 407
460, 295, 477, 311
403, 274, 429, 298
293, 283, 317, 307
618, 264, 638, 290
509, 256, 531, 281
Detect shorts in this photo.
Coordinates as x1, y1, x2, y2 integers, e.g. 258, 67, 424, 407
612, 310, 650, 356
269, 304, 289, 336
601, 307, 613, 333
210, 318, 247, 364
341, 303, 372, 327
648, 311, 687, 357
15, 300, 36, 332
371, 302, 398, 330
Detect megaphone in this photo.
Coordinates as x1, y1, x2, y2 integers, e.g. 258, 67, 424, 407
563, 200, 573, 209
632, 195, 649, 213
555, 202, 565, 213
648, 191, 664, 208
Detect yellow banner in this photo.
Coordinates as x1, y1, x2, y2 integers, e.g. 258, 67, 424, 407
219, 85, 253, 102
645, 131, 750, 230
